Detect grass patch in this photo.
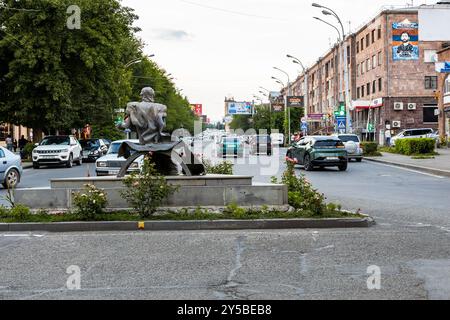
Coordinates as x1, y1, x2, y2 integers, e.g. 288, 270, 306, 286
0, 208, 364, 223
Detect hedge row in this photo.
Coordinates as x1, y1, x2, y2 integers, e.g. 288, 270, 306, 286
360, 142, 378, 155
394, 138, 435, 155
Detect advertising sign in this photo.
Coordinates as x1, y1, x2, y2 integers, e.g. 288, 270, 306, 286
227, 102, 253, 115
392, 21, 419, 61
191, 104, 203, 116
436, 61, 450, 73
287, 96, 304, 108
272, 103, 284, 112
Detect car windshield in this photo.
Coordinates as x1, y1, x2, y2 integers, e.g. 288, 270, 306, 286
80, 140, 100, 149
107, 143, 122, 154
40, 137, 70, 146
339, 135, 360, 143
224, 138, 238, 143
256, 136, 270, 142
314, 140, 344, 148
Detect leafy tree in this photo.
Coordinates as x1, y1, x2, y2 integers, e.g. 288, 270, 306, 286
0, 0, 141, 140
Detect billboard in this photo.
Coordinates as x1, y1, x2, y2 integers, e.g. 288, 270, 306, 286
227, 102, 253, 115
272, 103, 284, 112
392, 21, 419, 61
287, 96, 304, 108
191, 104, 203, 116
419, 8, 450, 41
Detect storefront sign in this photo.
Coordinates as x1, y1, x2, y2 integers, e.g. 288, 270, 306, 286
287, 96, 304, 108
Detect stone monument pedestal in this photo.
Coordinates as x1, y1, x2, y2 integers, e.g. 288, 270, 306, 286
15, 175, 288, 211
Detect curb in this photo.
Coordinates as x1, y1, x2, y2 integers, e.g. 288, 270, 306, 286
364, 157, 450, 178
0, 217, 375, 232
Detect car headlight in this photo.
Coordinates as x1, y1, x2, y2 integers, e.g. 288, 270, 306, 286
91, 150, 100, 155
130, 162, 139, 169
61, 149, 69, 153
97, 161, 107, 168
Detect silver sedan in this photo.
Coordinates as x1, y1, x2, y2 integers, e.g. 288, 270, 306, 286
0, 146, 23, 189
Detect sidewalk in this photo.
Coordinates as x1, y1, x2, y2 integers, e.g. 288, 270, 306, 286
365, 148, 450, 177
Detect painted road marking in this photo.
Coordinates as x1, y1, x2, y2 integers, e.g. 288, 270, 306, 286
369, 162, 445, 179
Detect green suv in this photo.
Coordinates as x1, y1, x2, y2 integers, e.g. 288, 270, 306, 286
286, 136, 348, 171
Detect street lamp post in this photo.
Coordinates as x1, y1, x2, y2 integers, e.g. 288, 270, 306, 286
313, 3, 351, 133
274, 67, 292, 144
287, 54, 309, 135
259, 91, 272, 134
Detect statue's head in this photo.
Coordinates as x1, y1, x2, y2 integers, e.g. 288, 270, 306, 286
140, 87, 155, 102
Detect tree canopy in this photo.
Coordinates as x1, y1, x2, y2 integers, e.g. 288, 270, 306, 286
0, 0, 197, 139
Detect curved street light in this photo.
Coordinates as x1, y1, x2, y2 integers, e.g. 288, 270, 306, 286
313, 17, 341, 40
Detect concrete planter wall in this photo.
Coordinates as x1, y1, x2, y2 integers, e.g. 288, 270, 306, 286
14, 175, 288, 210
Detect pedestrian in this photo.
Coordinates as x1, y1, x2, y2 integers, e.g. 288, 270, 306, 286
18, 135, 28, 151
5, 135, 13, 151
13, 139, 18, 152
385, 129, 392, 147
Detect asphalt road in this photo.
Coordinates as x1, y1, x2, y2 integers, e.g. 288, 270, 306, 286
1, 144, 450, 300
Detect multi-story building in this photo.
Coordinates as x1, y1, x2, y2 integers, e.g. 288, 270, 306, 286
286, 2, 450, 143
437, 45, 450, 139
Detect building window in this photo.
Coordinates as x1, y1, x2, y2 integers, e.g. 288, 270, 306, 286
424, 50, 437, 63
367, 83, 371, 95
361, 62, 365, 74
356, 42, 359, 53
357, 87, 360, 99
445, 76, 450, 95
347, 46, 351, 64
378, 28, 382, 39
361, 38, 364, 51
425, 76, 438, 90
361, 86, 365, 97
372, 55, 377, 69
423, 105, 438, 123
357, 63, 360, 76
367, 58, 371, 71
378, 51, 382, 66
378, 78, 382, 92
366, 34, 370, 47
372, 80, 376, 93
371, 30, 375, 44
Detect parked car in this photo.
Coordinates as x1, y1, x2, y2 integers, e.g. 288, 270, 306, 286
96, 139, 143, 176
334, 134, 363, 162
286, 136, 348, 171
32, 135, 82, 169
270, 133, 285, 146
250, 135, 272, 156
216, 136, 244, 158
79, 139, 109, 162
0, 146, 23, 189
391, 128, 435, 147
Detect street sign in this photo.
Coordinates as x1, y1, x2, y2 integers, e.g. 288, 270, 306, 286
336, 117, 346, 130
287, 96, 304, 108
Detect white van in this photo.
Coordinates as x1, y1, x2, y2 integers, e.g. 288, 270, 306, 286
391, 128, 435, 147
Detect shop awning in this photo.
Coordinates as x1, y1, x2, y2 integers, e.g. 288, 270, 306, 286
351, 98, 383, 110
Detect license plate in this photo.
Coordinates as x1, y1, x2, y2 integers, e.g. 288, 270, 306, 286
82, 152, 89, 157
327, 157, 339, 161
42, 155, 56, 159
108, 170, 119, 175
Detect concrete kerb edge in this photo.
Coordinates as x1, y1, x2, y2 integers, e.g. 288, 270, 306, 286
0, 217, 375, 232
364, 157, 450, 177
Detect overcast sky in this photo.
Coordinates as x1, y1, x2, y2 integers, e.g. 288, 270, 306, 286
122, 0, 430, 121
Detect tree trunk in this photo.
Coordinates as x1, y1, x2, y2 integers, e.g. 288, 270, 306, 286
32, 128, 43, 143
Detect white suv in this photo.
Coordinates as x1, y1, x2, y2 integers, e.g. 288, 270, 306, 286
32, 136, 83, 169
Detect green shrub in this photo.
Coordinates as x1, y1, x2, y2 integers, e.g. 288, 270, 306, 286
395, 138, 435, 155
0, 206, 9, 218
121, 157, 178, 218
9, 204, 32, 221
273, 161, 326, 216
203, 159, 233, 175
361, 142, 378, 155
22, 143, 36, 160
72, 184, 108, 220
